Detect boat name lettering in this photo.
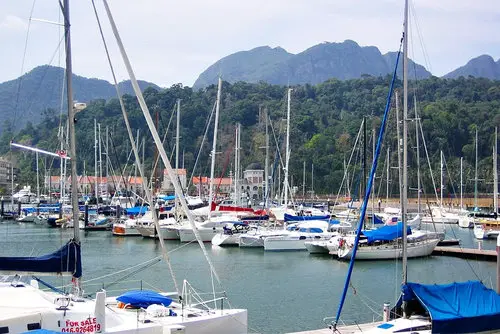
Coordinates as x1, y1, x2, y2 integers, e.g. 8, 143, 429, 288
61, 318, 100, 333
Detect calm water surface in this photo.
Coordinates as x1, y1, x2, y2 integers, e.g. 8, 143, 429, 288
0, 221, 496, 334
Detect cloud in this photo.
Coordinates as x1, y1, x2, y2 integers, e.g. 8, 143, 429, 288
0, 15, 28, 32
0, 0, 499, 87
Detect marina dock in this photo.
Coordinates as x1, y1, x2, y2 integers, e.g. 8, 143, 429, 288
433, 246, 497, 261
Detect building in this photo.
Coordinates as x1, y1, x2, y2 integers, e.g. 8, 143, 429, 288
0, 157, 18, 195
191, 176, 232, 200
162, 168, 187, 192
241, 162, 264, 201
44, 175, 143, 196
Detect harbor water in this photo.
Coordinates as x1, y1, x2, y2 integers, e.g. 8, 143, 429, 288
0, 221, 496, 334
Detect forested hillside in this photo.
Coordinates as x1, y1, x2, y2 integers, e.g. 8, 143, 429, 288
2, 76, 499, 197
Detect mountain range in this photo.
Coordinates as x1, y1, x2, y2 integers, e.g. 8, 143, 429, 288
0, 40, 498, 133
0, 65, 159, 132
193, 40, 500, 89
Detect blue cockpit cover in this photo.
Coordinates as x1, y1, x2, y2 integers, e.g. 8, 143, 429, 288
284, 213, 329, 222
361, 222, 411, 243
0, 240, 82, 278
402, 280, 500, 333
116, 290, 172, 308
126, 206, 148, 215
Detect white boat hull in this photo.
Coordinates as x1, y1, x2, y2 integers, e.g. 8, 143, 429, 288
264, 233, 334, 251
179, 227, 221, 242
211, 233, 240, 246
338, 239, 440, 260
112, 223, 141, 236
0, 281, 247, 334
458, 215, 474, 228
304, 240, 329, 254
239, 234, 265, 248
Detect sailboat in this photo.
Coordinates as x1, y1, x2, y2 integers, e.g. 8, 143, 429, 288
330, 1, 500, 333
0, 2, 247, 333
473, 127, 499, 239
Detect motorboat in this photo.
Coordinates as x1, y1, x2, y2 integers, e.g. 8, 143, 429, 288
211, 222, 251, 246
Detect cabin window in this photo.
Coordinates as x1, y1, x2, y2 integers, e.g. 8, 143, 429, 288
0, 327, 8, 334
27, 323, 41, 330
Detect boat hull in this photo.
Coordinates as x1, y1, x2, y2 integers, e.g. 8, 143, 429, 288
338, 239, 440, 260
179, 228, 220, 242
264, 234, 333, 251
211, 233, 240, 246
304, 240, 329, 254
239, 234, 265, 248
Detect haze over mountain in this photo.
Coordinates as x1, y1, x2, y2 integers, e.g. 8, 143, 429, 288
443, 55, 500, 80
193, 40, 433, 89
0, 65, 160, 132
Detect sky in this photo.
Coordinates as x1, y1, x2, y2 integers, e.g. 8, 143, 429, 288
0, 0, 499, 88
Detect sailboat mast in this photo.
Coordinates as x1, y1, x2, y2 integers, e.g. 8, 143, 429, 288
395, 91, 403, 208
414, 95, 421, 214
494, 127, 498, 213
176, 99, 180, 176
98, 123, 103, 199
264, 109, 269, 208
94, 119, 98, 203
440, 151, 444, 209
386, 147, 390, 203
234, 123, 240, 204
176, 99, 180, 217
283, 88, 292, 207
36, 151, 40, 200
62, 0, 79, 243
402, 0, 409, 284
372, 127, 376, 216
460, 157, 463, 211
208, 77, 222, 220
475, 128, 478, 209
303, 161, 306, 199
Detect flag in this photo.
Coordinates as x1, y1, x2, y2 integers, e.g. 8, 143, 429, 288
56, 150, 67, 158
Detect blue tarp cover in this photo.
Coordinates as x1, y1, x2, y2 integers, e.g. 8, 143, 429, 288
361, 222, 411, 243
126, 206, 149, 215
158, 195, 176, 201
117, 290, 172, 308
373, 214, 384, 224
0, 240, 82, 278
284, 213, 329, 222
403, 280, 500, 333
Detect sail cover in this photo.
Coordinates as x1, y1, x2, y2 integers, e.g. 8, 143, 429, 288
361, 222, 411, 243
284, 213, 330, 222
117, 290, 172, 308
0, 240, 82, 278
402, 280, 500, 333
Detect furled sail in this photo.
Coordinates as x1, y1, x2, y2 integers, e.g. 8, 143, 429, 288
0, 240, 81, 278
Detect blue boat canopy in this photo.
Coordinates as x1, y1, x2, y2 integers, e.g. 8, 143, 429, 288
158, 195, 176, 201
361, 222, 411, 243
0, 240, 82, 278
126, 206, 149, 215
117, 290, 172, 308
284, 213, 330, 222
402, 280, 500, 333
